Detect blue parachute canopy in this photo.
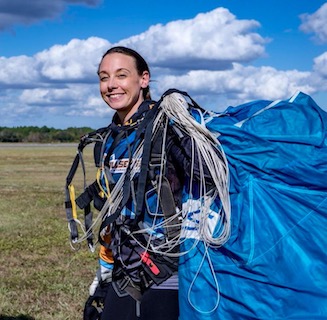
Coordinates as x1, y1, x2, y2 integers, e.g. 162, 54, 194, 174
179, 92, 327, 319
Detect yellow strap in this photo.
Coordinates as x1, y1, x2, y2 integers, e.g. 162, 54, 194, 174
68, 184, 78, 220
96, 168, 111, 199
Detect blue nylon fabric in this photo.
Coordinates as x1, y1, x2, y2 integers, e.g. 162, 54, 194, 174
179, 92, 327, 319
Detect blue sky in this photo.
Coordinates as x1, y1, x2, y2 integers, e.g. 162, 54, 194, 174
0, 0, 326, 129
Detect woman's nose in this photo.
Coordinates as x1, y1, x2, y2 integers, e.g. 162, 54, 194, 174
107, 77, 117, 89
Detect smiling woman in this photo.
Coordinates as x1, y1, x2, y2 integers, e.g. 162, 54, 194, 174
98, 47, 150, 123
81, 46, 182, 320
67, 46, 229, 320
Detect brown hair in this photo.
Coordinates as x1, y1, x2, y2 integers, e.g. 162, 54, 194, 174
98, 46, 151, 100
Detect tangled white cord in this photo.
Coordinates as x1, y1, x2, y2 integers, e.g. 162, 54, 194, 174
75, 92, 231, 255
158, 92, 231, 315
159, 92, 231, 247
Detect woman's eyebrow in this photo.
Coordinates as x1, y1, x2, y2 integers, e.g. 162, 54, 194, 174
116, 68, 131, 73
98, 68, 130, 74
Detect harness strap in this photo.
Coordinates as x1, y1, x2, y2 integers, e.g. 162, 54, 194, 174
64, 126, 110, 247
65, 151, 82, 243
157, 176, 180, 242
113, 279, 143, 302
70, 150, 94, 248
134, 112, 156, 216
65, 186, 79, 242
103, 130, 126, 163
99, 102, 162, 233
147, 121, 181, 244
75, 181, 103, 210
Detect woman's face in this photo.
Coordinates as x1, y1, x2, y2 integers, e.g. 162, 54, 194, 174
98, 52, 150, 123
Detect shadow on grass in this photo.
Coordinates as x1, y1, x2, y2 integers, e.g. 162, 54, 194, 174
0, 316, 35, 320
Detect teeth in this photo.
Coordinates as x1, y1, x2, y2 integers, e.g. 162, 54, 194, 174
109, 94, 122, 98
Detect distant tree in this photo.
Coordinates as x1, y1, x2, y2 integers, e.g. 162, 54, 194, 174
0, 129, 22, 142
53, 130, 75, 142
0, 126, 94, 143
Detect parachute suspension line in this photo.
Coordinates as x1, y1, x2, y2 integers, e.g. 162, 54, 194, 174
106, 111, 195, 259
126, 102, 226, 257
122, 109, 199, 259
143, 114, 170, 254
159, 92, 231, 247
194, 141, 211, 243
187, 241, 221, 314
147, 112, 203, 257
95, 169, 108, 199
195, 138, 230, 246
130, 112, 186, 257
97, 129, 113, 199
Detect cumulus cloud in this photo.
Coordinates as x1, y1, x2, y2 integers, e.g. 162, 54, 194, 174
313, 52, 327, 77
0, 8, 267, 87
119, 8, 268, 71
300, 3, 327, 43
0, 37, 110, 87
0, 55, 40, 87
151, 64, 316, 110
0, 83, 112, 127
0, 36, 112, 127
0, 0, 102, 31
36, 37, 110, 81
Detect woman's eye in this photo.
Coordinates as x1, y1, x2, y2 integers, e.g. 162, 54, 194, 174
100, 76, 108, 81
117, 74, 127, 79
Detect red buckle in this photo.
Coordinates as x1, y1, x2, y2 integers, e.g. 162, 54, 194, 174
140, 252, 160, 275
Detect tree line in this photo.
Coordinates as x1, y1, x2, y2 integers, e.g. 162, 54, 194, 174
0, 126, 95, 143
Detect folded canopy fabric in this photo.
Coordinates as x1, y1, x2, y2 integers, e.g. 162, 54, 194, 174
179, 92, 327, 319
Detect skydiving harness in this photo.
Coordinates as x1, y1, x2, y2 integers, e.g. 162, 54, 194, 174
65, 89, 195, 277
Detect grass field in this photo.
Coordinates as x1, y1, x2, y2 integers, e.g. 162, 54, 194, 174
0, 143, 99, 320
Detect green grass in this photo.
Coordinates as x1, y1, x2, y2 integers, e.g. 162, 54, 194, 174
0, 144, 99, 320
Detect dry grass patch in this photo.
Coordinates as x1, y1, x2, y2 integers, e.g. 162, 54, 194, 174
0, 144, 99, 320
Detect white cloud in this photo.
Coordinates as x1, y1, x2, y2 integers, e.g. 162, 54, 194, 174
313, 52, 327, 77
0, 37, 110, 87
0, 55, 40, 86
20, 88, 70, 105
18, 83, 111, 117
119, 8, 268, 70
300, 3, 327, 43
151, 64, 316, 110
36, 37, 110, 81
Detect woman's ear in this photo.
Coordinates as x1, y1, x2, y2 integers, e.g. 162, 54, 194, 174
140, 71, 150, 88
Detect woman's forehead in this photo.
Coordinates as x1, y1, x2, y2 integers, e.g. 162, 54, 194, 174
100, 53, 136, 71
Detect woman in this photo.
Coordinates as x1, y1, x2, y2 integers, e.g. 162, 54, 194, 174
84, 46, 226, 320
88, 46, 181, 320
